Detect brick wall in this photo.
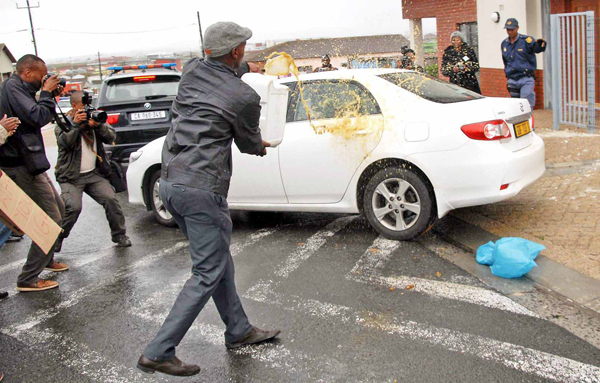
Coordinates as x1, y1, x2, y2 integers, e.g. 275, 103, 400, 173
550, 0, 569, 13
402, 0, 477, 75
403, 0, 549, 109
480, 68, 545, 109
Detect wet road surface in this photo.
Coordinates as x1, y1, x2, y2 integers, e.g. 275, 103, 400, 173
0, 149, 599, 382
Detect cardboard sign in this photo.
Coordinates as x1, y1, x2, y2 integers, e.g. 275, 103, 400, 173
0, 171, 61, 254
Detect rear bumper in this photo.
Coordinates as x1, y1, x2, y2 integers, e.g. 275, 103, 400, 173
107, 124, 170, 163
407, 133, 545, 217
104, 143, 144, 163
126, 158, 146, 206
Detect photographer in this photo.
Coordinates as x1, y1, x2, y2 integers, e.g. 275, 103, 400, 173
53, 91, 131, 252
0, 54, 68, 293
313, 54, 338, 72
400, 48, 424, 73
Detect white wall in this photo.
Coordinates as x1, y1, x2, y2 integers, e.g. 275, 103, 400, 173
294, 52, 406, 71
477, 0, 544, 70
0, 50, 14, 73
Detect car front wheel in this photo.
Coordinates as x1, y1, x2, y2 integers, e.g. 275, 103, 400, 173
148, 169, 176, 227
363, 166, 435, 240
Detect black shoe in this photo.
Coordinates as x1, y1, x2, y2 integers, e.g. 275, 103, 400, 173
115, 236, 132, 247
54, 237, 64, 253
225, 326, 281, 349
137, 355, 200, 377
0, 291, 8, 300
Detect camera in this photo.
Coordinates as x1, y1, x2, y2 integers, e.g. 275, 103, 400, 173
82, 91, 107, 124
44, 73, 67, 88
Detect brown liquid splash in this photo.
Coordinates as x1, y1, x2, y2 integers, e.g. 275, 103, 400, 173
265, 52, 316, 132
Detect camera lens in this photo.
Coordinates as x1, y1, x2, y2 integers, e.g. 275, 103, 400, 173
91, 110, 108, 124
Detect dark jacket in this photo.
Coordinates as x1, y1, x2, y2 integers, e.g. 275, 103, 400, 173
161, 57, 264, 197
0, 73, 55, 167
54, 116, 115, 183
441, 44, 481, 94
501, 34, 546, 81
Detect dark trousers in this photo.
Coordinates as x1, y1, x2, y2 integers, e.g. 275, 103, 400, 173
1, 166, 64, 285
143, 179, 252, 361
59, 171, 126, 242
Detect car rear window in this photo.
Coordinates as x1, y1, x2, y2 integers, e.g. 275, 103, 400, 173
378, 72, 484, 104
102, 75, 180, 103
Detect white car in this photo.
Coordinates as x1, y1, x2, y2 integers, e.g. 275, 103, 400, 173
126, 69, 545, 240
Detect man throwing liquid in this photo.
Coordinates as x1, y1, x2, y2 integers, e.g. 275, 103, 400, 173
137, 21, 280, 377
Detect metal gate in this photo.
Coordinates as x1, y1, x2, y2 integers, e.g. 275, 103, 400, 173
551, 11, 596, 133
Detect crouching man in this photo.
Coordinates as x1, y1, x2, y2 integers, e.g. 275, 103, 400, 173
54, 91, 131, 251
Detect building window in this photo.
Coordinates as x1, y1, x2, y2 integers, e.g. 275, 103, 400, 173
459, 22, 479, 58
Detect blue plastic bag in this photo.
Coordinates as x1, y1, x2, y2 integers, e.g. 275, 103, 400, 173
476, 241, 495, 265
476, 237, 546, 279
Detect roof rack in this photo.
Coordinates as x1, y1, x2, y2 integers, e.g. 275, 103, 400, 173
107, 63, 177, 75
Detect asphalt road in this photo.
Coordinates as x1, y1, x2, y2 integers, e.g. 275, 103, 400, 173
0, 148, 599, 383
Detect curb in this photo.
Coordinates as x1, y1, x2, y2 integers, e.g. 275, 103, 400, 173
433, 214, 600, 315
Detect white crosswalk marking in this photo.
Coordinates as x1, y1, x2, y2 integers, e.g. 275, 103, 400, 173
0, 242, 188, 337
2, 216, 598, 382
231, 228, 278, 257
0, 244, 116, 276
244, 281, 600, 383
127, 287, 335, 378
13, 328, 164, 383
349, 236, 402, 274
275, 216, 357, 278
347, 236, 538, 317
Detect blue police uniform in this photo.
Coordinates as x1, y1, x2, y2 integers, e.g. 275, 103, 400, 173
501, 31, 546, 108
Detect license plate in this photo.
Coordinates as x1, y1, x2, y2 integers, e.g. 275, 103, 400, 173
514, 120, 531, 138
130, 111, 166, 121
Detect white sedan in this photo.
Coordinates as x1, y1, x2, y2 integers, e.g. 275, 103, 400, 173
126, 69, 545, 240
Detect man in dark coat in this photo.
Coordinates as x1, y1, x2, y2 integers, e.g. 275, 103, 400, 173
0, 54, 68, 292
53, 91, 130, 252
441, 31, 481, 94
137, 21, 280, 378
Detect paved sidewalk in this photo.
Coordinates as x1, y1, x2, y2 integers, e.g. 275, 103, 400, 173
452, 109, 600, 281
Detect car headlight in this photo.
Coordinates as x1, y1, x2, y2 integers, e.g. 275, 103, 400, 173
129, 150, 143, 164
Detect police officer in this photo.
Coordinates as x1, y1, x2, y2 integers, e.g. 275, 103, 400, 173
501, 18, 546, 108
137, 22, 280, 377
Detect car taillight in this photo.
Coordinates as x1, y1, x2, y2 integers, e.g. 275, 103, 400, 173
106, 113, 120, 125
461, 120, 511, 141
133, 75, 156, 82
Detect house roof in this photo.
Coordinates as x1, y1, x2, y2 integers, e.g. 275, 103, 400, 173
0, 43, 17, 63
244, 34, 410, 62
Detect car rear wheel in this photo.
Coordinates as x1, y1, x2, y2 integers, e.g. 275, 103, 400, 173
148, 169, 176, 227
363, 166, 435, 240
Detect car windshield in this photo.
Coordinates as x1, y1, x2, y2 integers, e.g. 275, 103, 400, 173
103, 75, 180, 103
378, 72, 484, 104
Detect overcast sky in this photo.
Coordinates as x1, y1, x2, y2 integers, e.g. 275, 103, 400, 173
0, 0, 436, 63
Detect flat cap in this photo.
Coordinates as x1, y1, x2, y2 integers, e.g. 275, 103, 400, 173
504, 18, 519, 30
203, 21, 252, 57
